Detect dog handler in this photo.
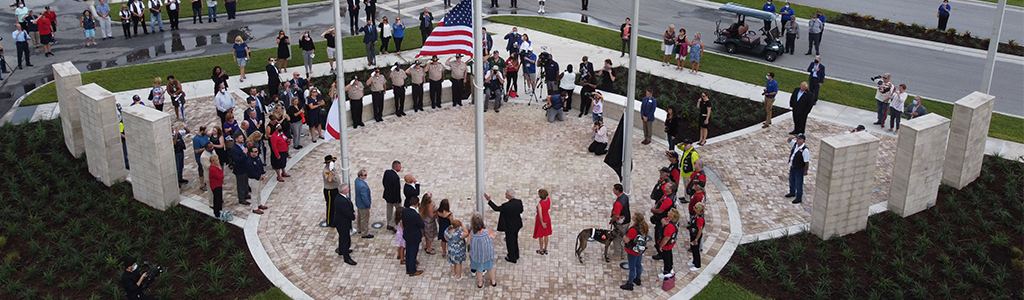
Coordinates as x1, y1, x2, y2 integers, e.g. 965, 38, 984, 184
610, 183, 631, 260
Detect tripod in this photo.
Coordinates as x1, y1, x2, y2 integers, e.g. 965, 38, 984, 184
527, 71, 545, 106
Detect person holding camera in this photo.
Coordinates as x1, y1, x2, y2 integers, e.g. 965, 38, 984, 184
545, 90, 567, 123
120, 257, 157, 300
579, 68, 597, 118
484, 65, 505, 112
872, 73, 893, 127
557, 65, 576, 113
589, 118, 608, 155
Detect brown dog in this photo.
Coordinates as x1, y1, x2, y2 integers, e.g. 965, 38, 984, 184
574, 228, 622, 263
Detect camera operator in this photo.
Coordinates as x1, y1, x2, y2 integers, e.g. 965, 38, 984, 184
578, 68, 597, 118
557, 64, 576, 113
522, 47, 538, 95
545, 90, 567, 123
588, 118, 608, 155
484, 65, 505, 112
872, 73, 893, 127
120, 257, 157, 300
542, 52, 559, 96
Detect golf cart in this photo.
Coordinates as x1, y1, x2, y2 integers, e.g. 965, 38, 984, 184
714, 2, 784, 62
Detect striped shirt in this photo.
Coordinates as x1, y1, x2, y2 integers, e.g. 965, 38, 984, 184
468, 229, 494, 262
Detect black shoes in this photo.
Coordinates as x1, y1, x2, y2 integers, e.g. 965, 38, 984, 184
792, 199, 802, 204
504, 256, 517, 263
784, 193, 796, 198
634, 278, 641, 286
620, 283, 633, 290
361, 234, 374, 239
344, 257, 358, 265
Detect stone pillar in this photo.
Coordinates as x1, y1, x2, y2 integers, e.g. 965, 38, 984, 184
78, 84, 127, 186
889, 114, 951, 217
942, 92, 995, 189
810, 132, 880, 239
53, 62, 84, 158
122, 105, 179, 210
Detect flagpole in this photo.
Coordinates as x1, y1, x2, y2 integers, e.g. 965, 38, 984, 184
472, 0, 486, 218
333, 0, 352, 191
621, 0, 639, 194
281, 0, 290, 36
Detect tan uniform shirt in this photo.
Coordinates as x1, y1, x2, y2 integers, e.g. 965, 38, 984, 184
389, 70, 408, 87
323, 165, 340, 190
347, 82, 365, 100
370, 74, 386, 92
427, 63, 444, 81
449, 61, 467, 80
409, 67, 426, 84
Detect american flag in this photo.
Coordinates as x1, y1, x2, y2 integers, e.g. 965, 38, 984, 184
416, 0, 475, 57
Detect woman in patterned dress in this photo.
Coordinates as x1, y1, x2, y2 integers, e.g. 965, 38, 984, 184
444, 219, 468, 280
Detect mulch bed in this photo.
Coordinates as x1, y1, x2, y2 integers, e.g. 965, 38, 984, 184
722, 155, 1024, 300
0, 120, 272, 299
832, 13, 1024, 56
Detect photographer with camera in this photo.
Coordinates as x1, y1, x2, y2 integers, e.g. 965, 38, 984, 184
483, 65, 505, 112
120, 257, 158, 300
872, 73, 894, 127
545, 90, 567, 123
589, 118, 608, 155
578, 68, 597, 118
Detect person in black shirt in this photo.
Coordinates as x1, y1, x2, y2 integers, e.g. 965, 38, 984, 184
120, 257, 157, 300
578, 68, 597, 117
322, 27, 338, 72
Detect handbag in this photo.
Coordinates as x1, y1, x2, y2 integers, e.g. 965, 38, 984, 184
662, 275, 675, 291
509, 90, 517, 98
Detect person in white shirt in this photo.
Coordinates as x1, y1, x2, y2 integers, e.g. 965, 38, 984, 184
887, 83, 908, 134
558, 65, 576, 113
591, 91, 604, 123
873, 73, 894, 127
214, 83, 235, 123
483, 65, 505, 112
148, 0, 164, 32
129, 0, 148, 35
165, 0, 180, 30
588, 118, 608, 155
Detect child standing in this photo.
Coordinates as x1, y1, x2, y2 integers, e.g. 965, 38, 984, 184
444, 219, 468, 280
395, 210, 406, 264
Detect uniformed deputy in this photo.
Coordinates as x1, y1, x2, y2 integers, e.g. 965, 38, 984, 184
447, 54, 468, 106
674, 138, 700, 201
322, 155, 340, 227
426, 55, 444, 109
345, 76, 366, 128
389, 64, 409, 117
367, 69, 387, 122
407, 62, 426, 112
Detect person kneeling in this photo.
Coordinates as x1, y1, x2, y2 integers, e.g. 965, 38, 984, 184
588, 118, 608, 155
546, 90, 567, 123
484, 65, 505, 112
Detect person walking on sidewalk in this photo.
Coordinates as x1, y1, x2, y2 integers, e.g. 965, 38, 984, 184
640, 90, 656, 145
96, 0, 115, 39
937, 0, 951, 31
785, 134, 810, 204
762, 72, 778, 128
805, 12, 823, 55
148, 0, 165, 33
12, 25, 31, 69
166, 0, 181, 30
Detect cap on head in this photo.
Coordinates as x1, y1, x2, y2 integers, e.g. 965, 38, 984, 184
122, 257, 137, 269
324, 155, 337, 163
666, 151, 679, 159
492, 65, 499, 71
796, 133, 807, 140
681, 138, 694, 145
660, 167, 671, 174
883, 73, 891, 78
431, 55, 439, 61
455, 53, 464, 58
856, 125, 866, 131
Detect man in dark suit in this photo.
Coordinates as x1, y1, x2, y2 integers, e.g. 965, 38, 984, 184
418, 8, 434, 42
789, 82, 814, 135
346, 0, 359, 35
402, 196, 425, 276
806, 56, 825, 103
266, 58, 281, 97
333, 183, 358, 265
382, 160, 402, 231
231, 133, 252, 206
487, 189, 524, 263
403, 174, 420, 207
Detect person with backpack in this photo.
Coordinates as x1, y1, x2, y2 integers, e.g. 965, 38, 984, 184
688, 203, 706, 272
658, 209, 681, 282
621, 211, 650, 291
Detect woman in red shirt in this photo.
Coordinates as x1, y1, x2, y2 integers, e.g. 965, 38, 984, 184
532, 189, 552, 255
621, 212, 649, 291
505, 53, 520, 97
269, 124, 291, 181
209, 156, 224, 218
658, 209, 681, 279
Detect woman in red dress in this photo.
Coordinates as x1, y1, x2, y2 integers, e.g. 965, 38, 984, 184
533, 189, 552, 255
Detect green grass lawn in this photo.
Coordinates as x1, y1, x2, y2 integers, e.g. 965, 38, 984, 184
708, 0, 841, 23
243, 287, 290, 300
19, 26, 424, 106
486, 16, 1023, 143
109, 0, 326, 22
980, 0, 1024, 7
693, 276, 773, 300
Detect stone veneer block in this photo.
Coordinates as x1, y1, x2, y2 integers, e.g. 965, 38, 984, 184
121, 105, 180, 210
942, 92, 995, 189
810, 132, 880, 239
54, 62, 85, 158
889, 114, 951, 217
77, 84, 127, 186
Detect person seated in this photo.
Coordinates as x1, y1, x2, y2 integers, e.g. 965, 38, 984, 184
589, 118, 608, 155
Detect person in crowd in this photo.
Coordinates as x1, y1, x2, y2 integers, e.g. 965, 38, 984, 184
345, 75, 366, 128
486, 189, 523, 263
807, 56, 825, 102
275, 31, 292, 74
332, 183, 358, 265
383, 160, 403, 231
191, 125, 210, 190
578, 67, 597, 117
789, 82, 813, 135
620, 211, 648, 290
285, 98, 304, 149
267, 58, 282, 97
610, 183, 631, 260
209, 155, 224, 217
533, 189, 552, 255
403, 174, 420, 207
686, 161, 706, 217
674, 138, 699, 190
230, 132, 250, 202
640, 90, 656, 145
150, 77, 166, 111
222, 111, 240, 138
599, 59, 615, 92
697, 91, 711, 145
173, 126, 189, 186
211, 66, 228, 95
199, 140, 215, 192
306, 87, 325, 142
904, 96, 928, 120
779, 1, 794, 25
436, 199, 452, 254
650, 182, 675, 259
427, 56, 444, 109
784, 16, 799, 55
806, 12, 823, 55
887, 84, 908, 134
406, 62, 426, 112
504, 27, 521, 56
785, 134, 811, 204
658, 208, 681, 280
321, 27, 338, 72
166, 75, 184, 120
233, 37, 251, 82
665, 151, 681, 184
225, 0, 237, 19
483, 65, 505, 112
270, 124, 290, 181
469, 212, 497, 287
762, 72, 779, 128
937, 0, 951, 31
403, 196, 425, 276
558, 65, 576, 112
505, 52, 520, 99
688, 33, 703, 74
363, 0, 377, 21
591, 91, 604, 123
321, 155, 340, 227
687, 203, 706, 271
360, 19, 378, 66
298, 31, 315, 77
761, 0, 775, 32
664, 107, 681, 150
393, 209, 406, 262
445, 218, 468, 280
545, 90, 566, 123
589, 118, 609, 155
392, 17, 406, 55
619, 18, 631, 57
447, 54, 469, 106
80, 10, 97, 46
522, 48, 538, 95
378, 16, 392, 54
418, 7, 433, 42
246, 145, 269, 214
32, 10, 54, 56
346, 0, 360, 34
367, 69, 386, 122
211, 127, 229, 166
129, 0, 148, 36
148, 0, 164, 33
9, 25, 30, 68
662, 25, 676, 66
353, 169, 374, 238
191, 0, 203, 24
206, 0, 218, 22
166, 0, 180, 30
389, 63, 408, 116
119, 5, 132, 39
873, 73, 894, 127
420, 193, 438, 255
651, 167, 672, 203
542, 53, 560, 97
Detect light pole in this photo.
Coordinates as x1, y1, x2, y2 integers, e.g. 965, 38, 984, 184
472, 0, 486, 219
980, 0, 1007, 93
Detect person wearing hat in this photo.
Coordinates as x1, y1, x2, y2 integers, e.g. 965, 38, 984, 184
389, 63, 409, 117
427, 56, 444, 109
367, 69, 387, 122
446, 54, 468, 106
666, 151, 681, 183
486, 50, 505, 72
345, 75, 366, 128
322, 155, 341, 227
785, 134, 810, 204
651, 167, 673, 203
406, 62, 426, 112
120, 257, 156, 299
483, 65, 505, 112
674, 139, 700, 196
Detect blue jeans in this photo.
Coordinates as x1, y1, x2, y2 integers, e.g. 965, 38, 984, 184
592, 113, 602, 123
788, 166, 804, 201
175, 152, 185, 181
627, 253, 643, 284
208, 6, 217, 21
876, 100, 887, 123
150, 12, 163, 31
668, 135, 678, 151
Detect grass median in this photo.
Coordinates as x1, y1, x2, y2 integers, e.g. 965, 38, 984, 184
693, 276, 773, 300
19, 26, 424, 106
109, 0, 327, 22
708, 0, 841, 23
486, 16, 1023, 143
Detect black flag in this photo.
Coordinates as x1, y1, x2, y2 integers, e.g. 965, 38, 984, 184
604, 113, 627, 182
